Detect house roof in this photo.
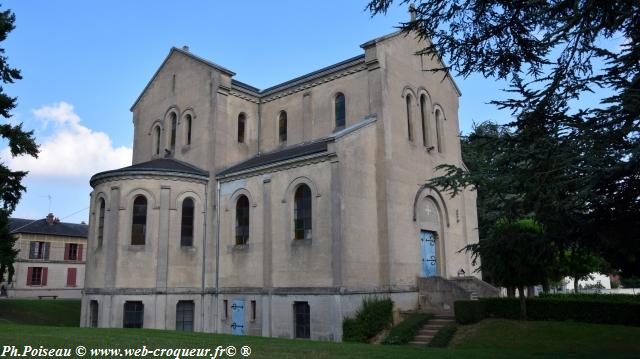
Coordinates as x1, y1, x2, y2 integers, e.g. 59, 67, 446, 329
9, 218, 88, 238
90, 158, 209, 186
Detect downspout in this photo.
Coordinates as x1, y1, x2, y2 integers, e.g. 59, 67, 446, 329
200, 182, 208, 331
214, 180, 221, 333
257, 100, 262, 155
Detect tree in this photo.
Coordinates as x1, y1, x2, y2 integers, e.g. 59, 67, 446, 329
468, 218, 552, 319
0, 6, 38, 283
368, 0, 640, 276
0, 212, 16, 283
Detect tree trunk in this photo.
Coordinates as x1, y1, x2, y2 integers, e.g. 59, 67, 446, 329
527, 286, 536, 298
7, 265, 14, 284
518, 286, 527, 320
574, 277, 580, 294
0, 264, 5, 283
542, 280, 550, 294
507, 287, 516, 298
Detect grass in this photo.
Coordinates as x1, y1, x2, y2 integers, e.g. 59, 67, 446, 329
1, 299, 639, 358
428, 324, 457, 348
451, 319, 640, 357
0, 323, 529, 359
381, 313, 431, 345
0, 299, 80, 326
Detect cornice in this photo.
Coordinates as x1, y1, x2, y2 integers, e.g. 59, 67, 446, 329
91, 171, 209, 188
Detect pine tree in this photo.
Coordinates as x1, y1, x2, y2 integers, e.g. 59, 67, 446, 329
0, 5, 38, 284
368, 0, 640, 277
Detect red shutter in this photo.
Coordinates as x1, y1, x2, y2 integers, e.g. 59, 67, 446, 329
78, 244, 83, 261
67, 268, 77, 287
42, 267, 48, 286
64, 243, 69, 260
26, 267, 33, 286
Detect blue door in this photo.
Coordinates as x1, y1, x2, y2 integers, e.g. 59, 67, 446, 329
231, 300, 245, 335
420, 230, 437, 277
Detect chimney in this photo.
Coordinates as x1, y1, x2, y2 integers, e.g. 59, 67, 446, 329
46, 213, 55, 225
182, 45, 190, 52
409, 4, 417, 21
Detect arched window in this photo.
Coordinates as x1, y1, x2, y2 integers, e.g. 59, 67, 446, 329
235, 195, 250, 245
131, 195, 147, 245
294, 185, 312, 240
278, 111, 287, 144
181, 198, 194, 247
185, 114, 192, 145
406, 95, 414, 141
334, 92, 345, 129
420, 94, 429, 147
238, 113, 246, 143
435, 109, 443, 153
170, 112, 177, 151
154, 126, 161, 155
97, 198, 105, 247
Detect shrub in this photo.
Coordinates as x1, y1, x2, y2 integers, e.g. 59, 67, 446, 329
538, 293, 640, 303
454, 300, 486, 324
454, 297, 640, 326
342, 297, 393, 342
428, 325, 458, 348
342, 318, 366, 343
382, 313, 432, 345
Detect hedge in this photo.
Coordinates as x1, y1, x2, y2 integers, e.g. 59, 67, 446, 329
455, 297, 640, 326
381, 313, 432, 345
342, 297, 394, 342
538, 293, 640, 303
428, 324, 457, 348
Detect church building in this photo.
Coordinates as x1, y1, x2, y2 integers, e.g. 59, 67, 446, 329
80, 26, 490, 340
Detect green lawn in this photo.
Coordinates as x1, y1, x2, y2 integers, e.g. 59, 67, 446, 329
452, 319, 640, 357
0, 321, 638, 358
0, 299, 80, 326
0, 300, 638, 358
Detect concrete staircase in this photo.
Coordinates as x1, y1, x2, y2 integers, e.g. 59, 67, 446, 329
417, 276, 499, 315
409, 315, 455, 345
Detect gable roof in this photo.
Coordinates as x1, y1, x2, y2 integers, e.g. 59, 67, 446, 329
9, 218, 88, 238
90, 158, 209, 186
130, 47, 236, 111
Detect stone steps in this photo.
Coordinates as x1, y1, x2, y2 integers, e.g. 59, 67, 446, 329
409, 316, 455, 346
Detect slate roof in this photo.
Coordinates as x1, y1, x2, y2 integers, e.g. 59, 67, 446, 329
217, 139, 330, 177
9, 218, 88, 238
91, 158, 209, 185
216, 115, 378, 178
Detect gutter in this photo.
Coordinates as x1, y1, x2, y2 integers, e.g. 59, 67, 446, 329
200, 183, 208, 331
214, 180, 221, 333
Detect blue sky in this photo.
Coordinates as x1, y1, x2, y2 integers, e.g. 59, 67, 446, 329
2, 1, 516, 223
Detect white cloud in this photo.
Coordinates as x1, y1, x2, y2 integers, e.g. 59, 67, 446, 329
3, 101, 132, 179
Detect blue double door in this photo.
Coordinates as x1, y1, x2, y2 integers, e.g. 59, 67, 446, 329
420, 230, 438, 277
231, 299, 245, 335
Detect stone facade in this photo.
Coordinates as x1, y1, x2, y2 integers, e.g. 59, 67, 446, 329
80, 29, 482, 341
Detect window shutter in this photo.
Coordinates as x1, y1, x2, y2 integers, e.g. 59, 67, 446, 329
42, 267, 48, 286
29, 242, 36, 259
67, 268, 77, 287
44, 243, 50, 260
64, 243, 69, 260
26, 267, 33, 286
78, 244, 83, 261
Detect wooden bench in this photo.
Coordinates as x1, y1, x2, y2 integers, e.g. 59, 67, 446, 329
38, 295, 58, 300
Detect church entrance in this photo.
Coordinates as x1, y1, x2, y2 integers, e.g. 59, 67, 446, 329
420, 230, 438, 277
